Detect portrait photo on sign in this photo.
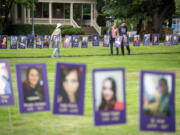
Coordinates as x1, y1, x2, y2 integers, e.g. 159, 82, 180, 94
0, 35, 8, 49
0, 62, 12, 95
10, 36, 18, 49
140, 70, 175, 132
72, 35, 79, 48
53, 63, 86, 115
123, 35, 129, 46
52, 35, 60, 48
36, 35, 43, 48
16, 63, 50, 113
94, 70, 125, 112
164, 34, 172, 45
81, 36, 88, 48
0, 61, 14, 106
43, 35, 50, 48
143, 73, 172, 117
152, 34, 159, 45
63, 35, 71, 48
133, 35, 140, 46
92, 34, 99, 46
103, 35, 110, 47
143, 34, 150, 46
92, 68, 126, 126
27, 35, 34, 48
19, 36, 27, 49
172, 34, 179, 45
115, 36, 123, 47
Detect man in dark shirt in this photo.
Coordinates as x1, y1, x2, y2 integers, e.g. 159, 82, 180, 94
118, 20, 130, 55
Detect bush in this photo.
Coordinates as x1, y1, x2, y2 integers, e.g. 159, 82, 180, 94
62, 28, 85, 36
101, 26, 108, 35
5, 24, 84, 36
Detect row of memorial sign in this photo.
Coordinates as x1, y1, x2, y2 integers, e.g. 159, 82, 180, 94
0, 60, 176, 132
0, 34, 179, 49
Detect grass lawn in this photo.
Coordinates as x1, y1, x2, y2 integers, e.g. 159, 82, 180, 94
0, 42, 180, 135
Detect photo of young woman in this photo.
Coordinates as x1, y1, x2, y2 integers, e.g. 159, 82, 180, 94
143, 74, 172, 117
98, 77, 124, 111
0, 63, 11, 95
57, 66, 82, 103
22, 67, 45, 103
1, 36, 7, 46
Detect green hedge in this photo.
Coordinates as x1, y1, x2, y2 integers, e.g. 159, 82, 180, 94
5, 24, 84, 36
101, 26, 108, 35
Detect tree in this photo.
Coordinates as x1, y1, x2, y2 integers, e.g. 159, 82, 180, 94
100, 0, 176, 34
0, 0, 37, 34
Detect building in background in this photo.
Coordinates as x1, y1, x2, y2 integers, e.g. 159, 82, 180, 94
10, 0, 101, 35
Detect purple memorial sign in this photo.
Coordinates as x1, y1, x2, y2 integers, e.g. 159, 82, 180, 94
43, 35, 50, 48
27, 35, 34, 48
19, 35, 27, 49
16, 63, 50, 113
72, 35, 80, 48
53, 63, 86, 115
52, 35, 60, 48
81, 36, 88, 48
164, 34, 172, 46
140, 70, 175, 132
92, 68, 126, 126
92, 34, 99, 46
123, 35, 129, 46
114, 36, 123, 48
63, 35, 71, 48
152, 34, 159, 45
36, 35, 43, 49
0, 35, 8, 49
133, 35, 140, 46
10, 36, 18, 49
103, 35, 110, 47
143, 34, 150, 46
0, 61, 14, 106
172, 34, 179, 45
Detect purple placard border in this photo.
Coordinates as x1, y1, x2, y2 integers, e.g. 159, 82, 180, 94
172, 34, 179, 45
164, 34, 172, 46
92, 68, 126, 126
18, 35, 27, 49
16, 63, 50, 113
63, 35, 71, 48
152, 34, 159, 45
27, 35, 34, 48
133, 35, 141, 46
92, 34, 99, 46
10, 36, 18, 49
140, 70, 176, 132
0, 60, 14, 106
81, 36, 89, 48
53, 62, 86, 115
52, 35, 60, 48
103, 35, 110, 47
0, 35, 8, 49
71, 35, 80, 48
36, 35, 43, 49
143, 34, 150, 46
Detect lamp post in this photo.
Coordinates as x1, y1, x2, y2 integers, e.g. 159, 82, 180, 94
32, 0, 34, 35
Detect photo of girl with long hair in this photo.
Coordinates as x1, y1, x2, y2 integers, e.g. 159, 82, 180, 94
99, 77, 124, 111
22, 67, 45, 103
94, 69, 125, 112
57, 66, 82, 103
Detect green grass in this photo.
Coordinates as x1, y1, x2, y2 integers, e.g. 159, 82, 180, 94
0, 42, 180, 135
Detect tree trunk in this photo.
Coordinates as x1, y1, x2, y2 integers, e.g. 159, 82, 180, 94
2, 0, 14, 34
137, 18, 143, 34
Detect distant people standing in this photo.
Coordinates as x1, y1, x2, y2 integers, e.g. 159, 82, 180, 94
107, 22, 119, 56
118, 20, 130, 55
51, 23, 62, 58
